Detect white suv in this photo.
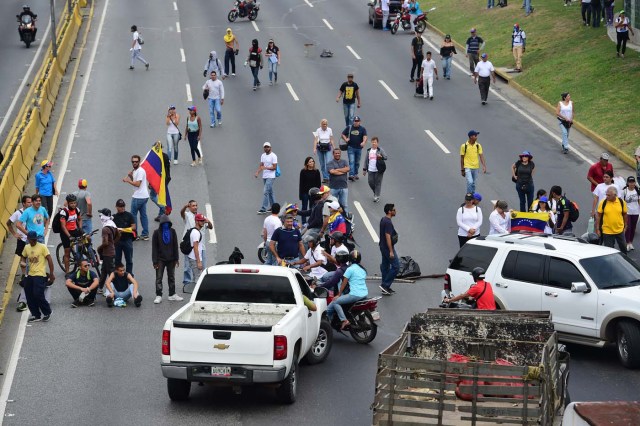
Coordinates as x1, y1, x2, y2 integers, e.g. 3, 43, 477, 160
445, 233, 640, 368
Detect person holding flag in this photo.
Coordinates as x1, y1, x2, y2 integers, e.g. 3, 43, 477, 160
146, 142, 171, 222
123, 155, 150, 241
141, 142, 173, 224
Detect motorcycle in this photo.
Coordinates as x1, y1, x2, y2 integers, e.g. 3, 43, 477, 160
390, 7, 436, 35
228, 0, 260, 22
440, 289, 475, 309
327, 294, 381, 344
17, 14, 37, 48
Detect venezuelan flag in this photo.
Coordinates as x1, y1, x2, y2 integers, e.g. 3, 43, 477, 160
141, 142, 172, 215
510, 211, 549, 233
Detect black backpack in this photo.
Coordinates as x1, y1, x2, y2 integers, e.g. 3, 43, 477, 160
51, 208, 67, 234
563, 196, 580, 222
180, 228, 202, 255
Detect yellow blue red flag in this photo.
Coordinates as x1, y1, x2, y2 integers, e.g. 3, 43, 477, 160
141, 142, 172, 215
510, 211, 549, 233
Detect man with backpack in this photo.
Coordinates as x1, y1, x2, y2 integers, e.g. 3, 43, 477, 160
511, 24, 526, 72
203, 51, 223, 78
596, 186, 628, 254
152, 215, 182, 303
96, 208, 119, 293
182, 213, 208, 286
550, 185, 577, 235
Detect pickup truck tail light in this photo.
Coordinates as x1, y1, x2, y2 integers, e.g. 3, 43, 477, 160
162, 330, 171, 356
273, 335, 287, 360
444, 274, 451, 291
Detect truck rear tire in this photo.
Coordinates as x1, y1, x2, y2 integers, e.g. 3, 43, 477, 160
276, 355, 297, 404
617, 320, 640, 368
167, 378, 191, 401
304, 319, 332, 365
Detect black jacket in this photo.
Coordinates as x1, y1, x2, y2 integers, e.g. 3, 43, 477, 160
152, 215, 179, 263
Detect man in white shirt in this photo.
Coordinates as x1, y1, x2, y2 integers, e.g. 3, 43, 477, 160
473, 53, 496, 105
180, 200, 213, 284
129, 25, 149, 70
187, 214, 207, 286
291, 236, 328, 279
420, 51, 438, 100
381, 0, 390, 31
122, 155, 150, 240
263, 203, 283, 265
202, 71, 225, 128
255, 142, 278, 214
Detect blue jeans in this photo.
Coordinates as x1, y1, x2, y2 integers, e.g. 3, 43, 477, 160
106, 283, 134, 302
268, 61, 278, 82
24, 275, 52, 318
265, 244, 277, 265
343, 103, 356, 127
116, 239, 134, 274
516, 182, 535, 212
442, 56, 453, 78
487, 0, 494, 7
183, 253, 192, 284
317, 150, 332, 180
261, 178, 275, 211
327, 294, 365, 322
331, 188, 349, 215
166, 133, 179, 161
130, 49, 148, 67
300, 193, 310, 224
380, 246, 400, 289
559, 122, 570, 150
130, 197, 149, 237
250, 66, 260, 87
465, 168, 479, 194
347, 146, 362, 178
81, 218, 92, 235
524, 0, 531, 13
207, 98, 222, 126
149, 188, 166, 216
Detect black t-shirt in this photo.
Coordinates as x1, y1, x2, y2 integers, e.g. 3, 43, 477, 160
248, 47, 262, 66
342, 125, 368, 148
271, 227, 302, 258
556, 197, 573, 230
113, 211, 135, 240
339, 81, 359, 105
411, 36, 424, 56
266, 45, 279, 56
112, 273, 131, 292
67, 270, 98, 288
379, 217, 397, 249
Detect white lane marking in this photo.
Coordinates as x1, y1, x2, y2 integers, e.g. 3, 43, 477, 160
304, 0, 314, 7
378, 80, 399, 100
251, 21, 260, 32
186, 83, 192, 102
173, 1, 177, 11
354, 201, 380, 243
322, 19, 334, 30
286, 83, 300, 101
421, 36, 592, 164
205, 203, 217, 244
180, 48, 185, 62
346, 45, 361, 60
425, 130, 450, 154
292, 23, 298, 30
0, 0, 110, 420
0, 18, 52, 139
176, 21, 181, 33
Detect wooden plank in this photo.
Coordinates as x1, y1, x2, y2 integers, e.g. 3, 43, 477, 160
458, 404, 540, 417
459, 415, 536, 425
376, 395, 457, 411
457, 384, 541, 397
377, 376, 458, 392
374, 407, 446, 420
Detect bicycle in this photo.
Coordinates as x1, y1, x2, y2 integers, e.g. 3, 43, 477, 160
56, 229, 100, 275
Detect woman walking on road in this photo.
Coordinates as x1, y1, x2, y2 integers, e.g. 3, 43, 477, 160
266, 39, 280, 85
439, 34, 457, 80
299, 157, 321, 224
314, 119, 335, 182
246, 39, 263, 91
556, 92, 573, 154
184, 106, 202, 167
511, 151, 535, 212
166, 106, 181, 165
223, 28, 239, 77
623, 176, 640, 251
363, 137, 387, 203
456, 193, 483, 247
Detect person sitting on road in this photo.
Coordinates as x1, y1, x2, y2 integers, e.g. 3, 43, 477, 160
104, 263, 143, 308
65, 259, 99, 308
59, 194, 84, 275
327, 250, 369, 329
290, 235, 328, 280
270, 215, 306, 265
443, 267, 496, 310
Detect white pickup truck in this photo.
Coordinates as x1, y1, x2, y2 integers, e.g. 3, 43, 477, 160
161, 264, 332, 403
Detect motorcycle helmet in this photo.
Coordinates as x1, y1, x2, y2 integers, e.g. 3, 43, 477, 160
66, 194, 77, 203
308, 187, 320, 197
330, 231, 344, 243
581, 232, 600, 245
471, 267, 485, 281
350, 249, 362, 264
335, 252, 350, 265
23, 5, 31, 11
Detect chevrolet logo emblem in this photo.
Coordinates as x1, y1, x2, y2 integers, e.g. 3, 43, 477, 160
214, 344, 230, 350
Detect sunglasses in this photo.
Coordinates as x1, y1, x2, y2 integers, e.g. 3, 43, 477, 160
131, 160, 139, 164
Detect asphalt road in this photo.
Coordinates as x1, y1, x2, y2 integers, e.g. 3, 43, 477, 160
1, 0, 639, 424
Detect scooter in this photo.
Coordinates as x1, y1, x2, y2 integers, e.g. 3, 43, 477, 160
228, 0, 260, 22
390, 7, 436, 35
327, 294, 381, 344
17, 14, 37, 48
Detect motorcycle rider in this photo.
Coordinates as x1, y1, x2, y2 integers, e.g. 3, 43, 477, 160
444, 267, 496, 310
316, 252, 350, 294
17, 5, 37, 41
289, 235, 328, 280
327, 250, 368, 330
239, 0, 255, 17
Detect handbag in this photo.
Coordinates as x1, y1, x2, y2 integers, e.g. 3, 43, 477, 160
169, 117, 182, 141
376, 156, 387, 173
557, 116, 572, 129
275, 164, 281, 177
339, 126, 350, 151
202, 89, 209, 100
391, 232, 398, 245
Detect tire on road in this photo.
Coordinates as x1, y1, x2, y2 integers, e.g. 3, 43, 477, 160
616, 320, 640, 368
349, 311, 377, 344
415, 20, 426, 33
167, 378, 191, 401
304, 319, 332, 365
276, 354, 298, 404
227, 11, 238, 22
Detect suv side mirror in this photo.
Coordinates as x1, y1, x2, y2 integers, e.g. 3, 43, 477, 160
314, 287, 329, 298
571, 282, 588, 293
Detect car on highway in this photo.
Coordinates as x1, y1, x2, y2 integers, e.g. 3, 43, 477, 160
445, 233, 640, 369
367, 0, 403, 29
161, 265, 332, 403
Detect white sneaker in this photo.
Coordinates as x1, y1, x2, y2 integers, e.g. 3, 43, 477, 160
154, 296, 162, 304
173, 160, 178, 165
168, 294, 184, 301
629, 243, 635, 251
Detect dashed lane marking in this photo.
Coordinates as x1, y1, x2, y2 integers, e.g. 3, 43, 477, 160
173, 1, 177, 11
286, 83, 300, 101
176, 21, 181, 33
206, 203, 217, 244
186, 83, 192, 102
251, 21, 260, 32
322, 19, 334, 30
425, 130, 450, 154
180, 48, 185, 62
346, 45, 361, 60
354, 201, 380, 243
378, 80, 399, 100
304, 0, 314, 7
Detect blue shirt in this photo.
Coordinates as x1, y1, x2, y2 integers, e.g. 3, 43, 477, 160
35, 171, 55, 196
271, 227, 302, 258
20, 206, 49, 236
344, 264, 368, 298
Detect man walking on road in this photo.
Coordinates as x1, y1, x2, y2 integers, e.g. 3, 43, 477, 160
262, 203, 282, 265
152, 215, 183, 304
21, 231, 55, 322
202, 71, 225, 128
465, 28, 485, 75
379, 204, 399, 295
187, 214, 208, 286
410, 29, 424, 82
336, 74, 361, 127
420, 51, 438, 100
123, 155, 149, 241
587, 153, 614, 192
256, 142, 278, 215
381, 0, 391, 30
72, 179, 93, 234
596, 186, 628, 254
511, 24, 526, 72
550, 185, 573, 235
327, 149, 351, 215
129, 25, 149, 70
460, 131, 487, 194
473, 53, 496, 105
341, 116, 367, 181
113, 199, 135, 274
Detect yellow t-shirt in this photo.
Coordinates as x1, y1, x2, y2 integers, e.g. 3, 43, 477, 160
22, 243, 50, 277
598, 198, 627, 235
460, 141, 483, 169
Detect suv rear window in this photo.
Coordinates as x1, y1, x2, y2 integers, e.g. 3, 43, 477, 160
501, 251, 544, 284
449, 244, 497, 272
195, 274, 296, 304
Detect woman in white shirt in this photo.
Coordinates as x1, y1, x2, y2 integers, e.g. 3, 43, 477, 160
489, 200, 510, 235
457, 193, 483, 247
555, 92, 573, 154
533, 196, 556, 235
165, 106, 181, 165
623, 176, 640, 251
313, 118, 334, 182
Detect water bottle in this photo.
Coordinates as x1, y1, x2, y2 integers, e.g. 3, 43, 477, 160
78, 290, 86, 303
587, 216, 595, 234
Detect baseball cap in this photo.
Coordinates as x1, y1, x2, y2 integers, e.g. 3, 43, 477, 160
187, 106, 197, 112
318, 185, 330, 194
539, 196, 549, 203
327, 201, 340, 210
470, 28, 476, 33
353, 116, 361, 121
27, 231, 38, 240
263, 141, 271, 147
481, 53, 488, 59
40, 160, 52, 168
468, 130, 480, 137
600, 152, 610, 160
78, 178, 88, 188
195, 213, 207, 222
514, 23, 520, 29
445, 34, 451, 39
628, 176, 636, 182
464, 193, 474, 201
98, 208, 111, 217
169, 105, 175, 109
619, 10, 625, 14
473, 193, 483, 202
115, 199, 126, 207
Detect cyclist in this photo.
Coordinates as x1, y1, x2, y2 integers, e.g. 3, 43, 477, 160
60, 194, 84, 274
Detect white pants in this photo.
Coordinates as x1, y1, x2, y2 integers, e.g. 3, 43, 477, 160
382, 10, 389, 28
422, 75, 434, 97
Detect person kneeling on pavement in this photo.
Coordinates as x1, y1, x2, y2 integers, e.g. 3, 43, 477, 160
65, 259, 99, 307
327, 250, 368, 330
104, 262, 143, 307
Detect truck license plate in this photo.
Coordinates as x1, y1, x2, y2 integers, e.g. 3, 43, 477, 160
211, 366, 231, 376
371, 311, 381, 321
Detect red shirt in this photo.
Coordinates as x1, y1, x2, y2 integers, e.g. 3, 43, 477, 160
60, 208, 80, 232
467, 280, 496, 310
587, 162, 614, 191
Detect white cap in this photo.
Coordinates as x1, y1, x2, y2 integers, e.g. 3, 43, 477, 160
263, 142, 271, 147
327, 201, 340, 210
